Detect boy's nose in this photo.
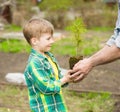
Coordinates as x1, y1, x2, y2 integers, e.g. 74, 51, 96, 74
51, 38, 55, 43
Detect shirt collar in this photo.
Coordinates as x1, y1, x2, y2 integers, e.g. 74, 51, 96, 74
30, 48, 55, 61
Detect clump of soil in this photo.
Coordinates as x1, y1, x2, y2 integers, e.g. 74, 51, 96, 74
69, 56, 83, 69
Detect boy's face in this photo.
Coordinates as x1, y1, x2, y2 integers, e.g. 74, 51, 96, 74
32, 33, 54, 53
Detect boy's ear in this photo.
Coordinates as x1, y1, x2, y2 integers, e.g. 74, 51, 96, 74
31, 37, 37, 45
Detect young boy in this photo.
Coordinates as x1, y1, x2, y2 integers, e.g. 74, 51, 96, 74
23, 18, 72, 112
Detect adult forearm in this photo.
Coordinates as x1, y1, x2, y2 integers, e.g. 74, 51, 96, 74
89, 45, 120, 67
71, 45, 120, 82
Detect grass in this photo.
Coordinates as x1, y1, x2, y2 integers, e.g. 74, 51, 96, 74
5, 24, 22, 32
0, 38, 30, 53
90, 26, 113, 32
0, 85, 30, 112
0, 85, 114, 112
0, 30, 102, 56
0, 37, 100, 56
51, 36, 101, 56
65, 90, 114, 112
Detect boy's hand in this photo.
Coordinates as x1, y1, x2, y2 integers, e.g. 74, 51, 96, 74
64, 70, 74, 83
60, 70, 73, 85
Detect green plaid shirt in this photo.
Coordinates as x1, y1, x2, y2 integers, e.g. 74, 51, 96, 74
24, 49, 68, 112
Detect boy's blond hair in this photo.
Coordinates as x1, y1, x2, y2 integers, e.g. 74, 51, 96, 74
23, 18, 54, 44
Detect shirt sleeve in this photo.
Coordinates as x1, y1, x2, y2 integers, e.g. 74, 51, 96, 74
106, 4, 120, 48
106, 29, 120, 48
106, 34, 116, 46
115, 34, 120, 48
29, 60, 61, 95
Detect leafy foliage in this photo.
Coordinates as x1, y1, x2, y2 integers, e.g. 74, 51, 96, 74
39, 0, 72, 11
66, 18, 87, 56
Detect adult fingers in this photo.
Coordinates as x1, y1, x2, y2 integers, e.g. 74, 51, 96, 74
73, 61, 81, 68
70, 70, 82, 79
73, 73, 86, 83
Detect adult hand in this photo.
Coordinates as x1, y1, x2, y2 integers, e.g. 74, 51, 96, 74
70, 58, 93, 82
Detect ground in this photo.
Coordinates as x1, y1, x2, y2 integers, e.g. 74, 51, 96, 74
0, 52, 120, 111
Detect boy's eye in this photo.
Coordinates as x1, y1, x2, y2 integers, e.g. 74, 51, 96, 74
47, 37, 50, 40
47, 37, 52, 40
